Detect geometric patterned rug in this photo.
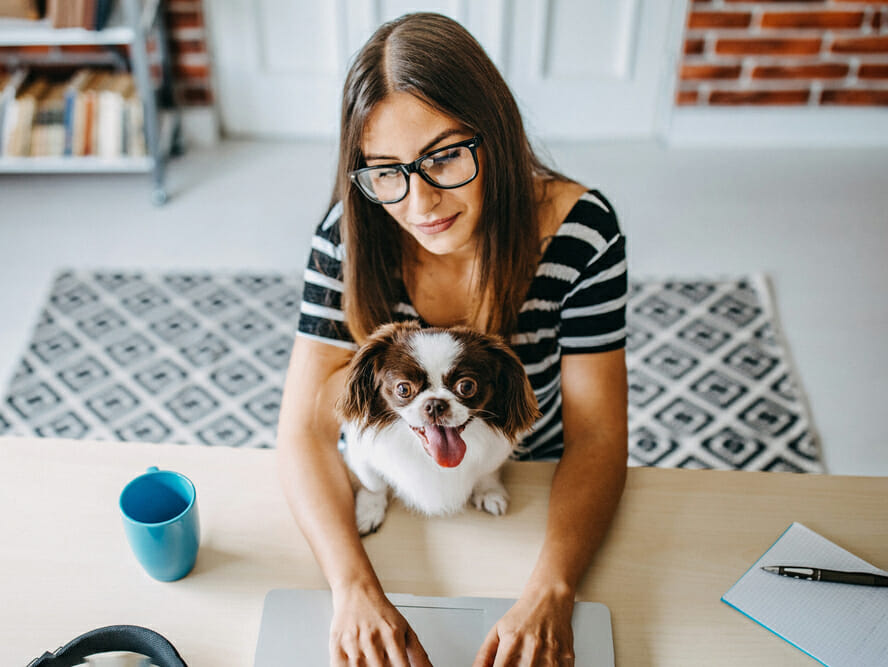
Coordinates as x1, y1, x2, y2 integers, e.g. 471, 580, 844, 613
625, 275, 823, 472
0, 269, 824, 473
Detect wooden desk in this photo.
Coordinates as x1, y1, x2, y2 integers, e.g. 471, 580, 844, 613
1, 437, 886, 666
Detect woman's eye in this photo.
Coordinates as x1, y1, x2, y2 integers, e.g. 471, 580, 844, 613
432, 149, 459, 164
395, 382, 413, 398
372, 168, 400, 182
456, 378, 477, 398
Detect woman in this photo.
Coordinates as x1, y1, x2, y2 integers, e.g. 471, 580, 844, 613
277, 12, 628, 666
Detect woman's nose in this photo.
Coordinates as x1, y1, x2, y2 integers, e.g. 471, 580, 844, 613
404, 172, 441, 216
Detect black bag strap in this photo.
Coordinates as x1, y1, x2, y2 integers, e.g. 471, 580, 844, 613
28, 625, 187, 667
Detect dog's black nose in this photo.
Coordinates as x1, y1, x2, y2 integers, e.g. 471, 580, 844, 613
423, 398, 449, 419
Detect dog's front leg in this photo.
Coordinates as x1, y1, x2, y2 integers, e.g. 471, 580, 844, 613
470, 469, 509, 516
346, 455, 390, 536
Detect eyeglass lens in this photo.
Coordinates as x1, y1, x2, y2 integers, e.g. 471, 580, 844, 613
357, 144, 476, 203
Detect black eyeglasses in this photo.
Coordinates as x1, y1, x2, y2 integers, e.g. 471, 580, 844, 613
350, 135, 483, 204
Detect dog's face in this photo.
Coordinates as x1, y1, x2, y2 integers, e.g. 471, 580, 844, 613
337, 322, 540, 468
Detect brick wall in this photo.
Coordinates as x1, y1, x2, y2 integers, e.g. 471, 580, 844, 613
678, 0, 888, 106
165, 0, 213, 107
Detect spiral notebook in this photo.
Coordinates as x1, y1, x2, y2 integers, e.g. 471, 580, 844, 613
722, 522, 888, 667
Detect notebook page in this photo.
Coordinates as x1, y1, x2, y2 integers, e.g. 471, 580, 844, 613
722, 522, 888, 667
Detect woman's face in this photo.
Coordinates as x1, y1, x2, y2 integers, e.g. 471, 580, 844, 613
361, 92, 483, 260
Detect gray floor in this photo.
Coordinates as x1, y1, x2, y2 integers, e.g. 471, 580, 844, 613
1, 138, 886, 476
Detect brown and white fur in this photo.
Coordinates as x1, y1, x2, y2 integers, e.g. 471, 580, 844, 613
336, 321, 540, 535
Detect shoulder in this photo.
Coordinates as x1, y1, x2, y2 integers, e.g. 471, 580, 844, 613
314, 201, 344, 244
542, 187, 622, 269
563, 190, 621, 241
308, 202, 346, 268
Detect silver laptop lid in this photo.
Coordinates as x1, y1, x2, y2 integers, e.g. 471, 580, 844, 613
254, 589, 614, 666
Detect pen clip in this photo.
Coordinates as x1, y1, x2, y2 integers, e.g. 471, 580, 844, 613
780, 567, 816, 579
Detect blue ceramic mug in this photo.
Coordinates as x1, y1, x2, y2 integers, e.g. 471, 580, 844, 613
120, 467, 200, 582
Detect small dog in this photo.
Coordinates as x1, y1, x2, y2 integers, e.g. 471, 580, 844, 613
336, 321, 540, 535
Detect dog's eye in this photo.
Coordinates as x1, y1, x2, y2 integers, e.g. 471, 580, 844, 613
455, 378, 477, 398
395, 382, 414, 399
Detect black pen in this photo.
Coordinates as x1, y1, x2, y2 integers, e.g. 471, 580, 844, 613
761, 565, 888, 587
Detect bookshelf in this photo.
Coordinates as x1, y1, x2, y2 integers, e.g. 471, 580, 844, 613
0, 0, 181, 205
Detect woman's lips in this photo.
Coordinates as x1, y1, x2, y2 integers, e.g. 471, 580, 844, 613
414, 213, 458, 235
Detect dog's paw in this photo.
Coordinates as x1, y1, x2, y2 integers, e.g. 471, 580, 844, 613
355, 488, 388, 536
471, 482, 509, 516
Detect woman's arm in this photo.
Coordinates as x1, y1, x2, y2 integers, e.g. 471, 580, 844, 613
276, 336, 431, 667
473, 348, 628, 666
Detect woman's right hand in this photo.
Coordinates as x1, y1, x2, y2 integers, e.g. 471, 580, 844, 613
330, 583, 432, 666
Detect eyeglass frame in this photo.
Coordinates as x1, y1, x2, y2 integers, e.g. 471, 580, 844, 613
349, 135, 484, 205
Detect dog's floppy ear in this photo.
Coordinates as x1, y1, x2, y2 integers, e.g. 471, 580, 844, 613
486, 336, 541, 441
335, 322, 418, 426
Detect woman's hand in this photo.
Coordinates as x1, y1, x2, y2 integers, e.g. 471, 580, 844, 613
472, 584, 575, 667
329, 583, 432, 667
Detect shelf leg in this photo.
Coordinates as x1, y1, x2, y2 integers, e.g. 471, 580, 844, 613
124, 0, 167, 205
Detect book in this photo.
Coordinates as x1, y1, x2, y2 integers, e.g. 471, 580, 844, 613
0, 68, 29, 155
97, 71, 131, 157
6, 76, 49, 156
82, 69, 112, 156
31, 80, 67, 156
94, 0, 112, 30
722, 522, 888, 667
63, 68, 93, 155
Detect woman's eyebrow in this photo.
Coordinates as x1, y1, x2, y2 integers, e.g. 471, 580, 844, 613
364, 128, 465, 162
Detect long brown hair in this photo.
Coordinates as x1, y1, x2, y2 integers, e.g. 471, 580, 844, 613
333, 12, 568, 344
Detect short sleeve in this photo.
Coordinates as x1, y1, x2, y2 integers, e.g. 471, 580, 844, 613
296, 202, 358, 351
559, 192, 627, 354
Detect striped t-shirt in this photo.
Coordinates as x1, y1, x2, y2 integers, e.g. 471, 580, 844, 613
297, 190, 627, 460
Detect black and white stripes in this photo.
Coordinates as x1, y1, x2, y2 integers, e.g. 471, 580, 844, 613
297, 190, 627, 459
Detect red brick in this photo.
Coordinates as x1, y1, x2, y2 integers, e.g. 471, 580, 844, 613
831, 36, 888, 54
858, 63, 888, 79
820, 89, 888, 105
716, 38, 822, 56
725, 0, 824, 3
174, 63, 211, 78
170, 40, 209, 55
761, 12, 864, 30
685, 39, 706, 56
676, 90, 700, 105
167, 11, 203, 29
709, 89, 811, 105
167, 1, 205, 12
752, 63, 849, 79
688, 12, 752, 29
177, 86, 214, 105
681, 63, 743, 80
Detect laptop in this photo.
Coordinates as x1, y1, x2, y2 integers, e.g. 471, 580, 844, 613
254, 588, 614, 666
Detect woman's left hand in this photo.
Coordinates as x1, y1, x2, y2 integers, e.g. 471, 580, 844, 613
472, 584, 575, 666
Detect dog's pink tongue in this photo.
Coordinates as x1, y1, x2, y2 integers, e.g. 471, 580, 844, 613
425, 425, 467, 468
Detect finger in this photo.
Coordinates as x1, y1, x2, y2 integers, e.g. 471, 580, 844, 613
472, 626, 500, 667
517, 633, 543, 667
491, 631, 522, 667
381, 628, 411, 667
329, 642, 348, 667
331, 632, 361, 667
405, 627, 434, 667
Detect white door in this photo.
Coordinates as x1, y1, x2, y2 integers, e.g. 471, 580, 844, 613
206, 0, 685, 140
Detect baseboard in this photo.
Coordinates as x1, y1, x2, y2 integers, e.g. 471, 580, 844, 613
666, 108, 888, 148
180, 106, 220, 148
